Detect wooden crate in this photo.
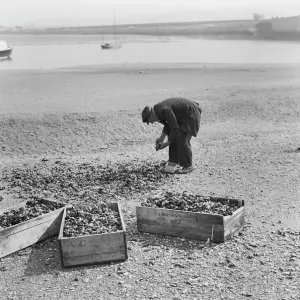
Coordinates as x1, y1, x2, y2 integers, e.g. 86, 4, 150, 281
136, 197, 245, 243
0, 199, 71, 258
59, 202, 128, 268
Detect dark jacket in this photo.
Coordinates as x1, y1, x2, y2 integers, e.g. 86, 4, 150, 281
153, 97, 202, 142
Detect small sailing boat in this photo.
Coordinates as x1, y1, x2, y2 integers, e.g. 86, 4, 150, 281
101, 10, 122, 49
101, 41, 121, 49
0, 40, 12, 58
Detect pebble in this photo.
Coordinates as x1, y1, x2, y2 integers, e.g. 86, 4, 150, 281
174, 263, 185, 268
0, 266, 8, 271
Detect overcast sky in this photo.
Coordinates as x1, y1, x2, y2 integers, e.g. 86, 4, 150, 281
1, 0, 299, 28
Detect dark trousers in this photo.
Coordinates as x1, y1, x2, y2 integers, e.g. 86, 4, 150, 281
169, 131, 192, 167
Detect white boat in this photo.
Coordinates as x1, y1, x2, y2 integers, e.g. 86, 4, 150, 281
101, 41, 122, 49
0, 40, 12, 58
101, 10, 122, 49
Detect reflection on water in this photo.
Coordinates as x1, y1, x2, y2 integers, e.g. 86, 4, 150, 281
0, 56, 12, 63
0, 35, 300, 70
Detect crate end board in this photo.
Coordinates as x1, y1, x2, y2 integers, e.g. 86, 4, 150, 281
224, 206, 245, 241
59, 202, 128, 267
136, 204, 245, 243
59, 232, 127, 267
0, 199, 68, 259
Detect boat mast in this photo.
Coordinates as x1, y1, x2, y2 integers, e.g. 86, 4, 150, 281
113, 8, 117, 42
100, 26, 103, 42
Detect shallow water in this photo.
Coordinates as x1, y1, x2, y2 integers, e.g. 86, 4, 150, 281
0, 34, 300, 70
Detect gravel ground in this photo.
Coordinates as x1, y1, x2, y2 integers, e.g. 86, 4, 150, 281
0, 63, 300, 299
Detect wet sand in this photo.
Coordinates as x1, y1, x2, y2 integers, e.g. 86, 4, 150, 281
0, 62, 300, 299
1, 62, 300, 114
1, 62, 299, 212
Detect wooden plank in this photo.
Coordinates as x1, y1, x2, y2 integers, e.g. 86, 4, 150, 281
137, 206, 224, 224
224, 207, 245, 240
58, 208, 67, 267
0, 207, 64, 239
0, 208, 65, 258
0, 199, 70, 258
137, 223, 225, 242
59, 202, 127, 267
210, 197, 244, 207
60, 232, 127, 267
58, 208, 66, 240
0, 199, 69, 239
115, 202, 128, 260
136, 206, 225, 242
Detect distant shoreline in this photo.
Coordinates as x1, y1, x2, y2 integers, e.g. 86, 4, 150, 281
2, 31, 300, 42
2, 16, 300, 41
2, 15, 300, 42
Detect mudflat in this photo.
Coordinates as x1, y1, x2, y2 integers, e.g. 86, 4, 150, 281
0, 62, 300, 299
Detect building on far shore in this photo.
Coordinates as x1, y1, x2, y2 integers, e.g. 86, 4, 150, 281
249, 15, 300, 39
271, 15, 300, 32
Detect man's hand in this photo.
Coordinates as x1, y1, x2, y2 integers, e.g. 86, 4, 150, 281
156, 141, 170, 151
155, 137, 163, 151
156, 132, 167, 146
155, 137, 164, 146
155, 143, 161, 151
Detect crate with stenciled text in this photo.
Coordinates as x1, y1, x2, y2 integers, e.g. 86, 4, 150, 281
58, 202, 127, 267
136, 197, 245, 243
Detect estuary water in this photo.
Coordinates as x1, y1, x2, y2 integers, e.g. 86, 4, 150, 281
0, 34, 300, 70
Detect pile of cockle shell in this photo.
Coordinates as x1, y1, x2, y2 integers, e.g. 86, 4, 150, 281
0, 199, 63, 229
63, 202, 122, 237
3, 160, 172, 203
141, 191, 239, 216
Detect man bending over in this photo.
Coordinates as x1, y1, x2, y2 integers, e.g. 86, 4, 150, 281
142, 97, 202, 174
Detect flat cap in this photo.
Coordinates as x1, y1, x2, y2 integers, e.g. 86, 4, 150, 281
142, 106, 151, 124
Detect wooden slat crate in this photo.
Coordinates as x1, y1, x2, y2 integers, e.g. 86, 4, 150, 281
0, 199, 71, 258
59, 202, 128, 268
136, 197, 245, 243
